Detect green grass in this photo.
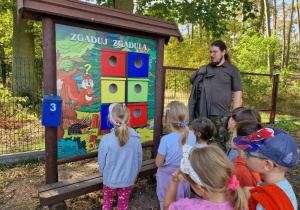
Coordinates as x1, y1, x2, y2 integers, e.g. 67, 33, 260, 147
273, 119, 300, 133
0, 158, 45, 172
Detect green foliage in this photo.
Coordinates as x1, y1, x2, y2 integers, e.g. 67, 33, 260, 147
95, 0, 114, 7
27, 20, 43, 59
0, 87, 36, 120
240, 75, 273, 109
276, 80, 300, 117
0, 1, 42, 59
0, 0, 15, 11
0, 3, 13, 58
135, 0, 257, 39
164, 35, 210, 68
232, 33, 281, 74
280, 68, 291, 84
273, 120, 297, 132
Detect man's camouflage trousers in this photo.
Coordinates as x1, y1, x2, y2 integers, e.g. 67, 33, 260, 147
209, 115, 230, 153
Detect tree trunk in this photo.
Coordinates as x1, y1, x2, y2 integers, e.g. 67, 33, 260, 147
198, 19, 203, 41
242, 9, 244, 33
187, 21, 190, 38
258, 0, 265, 32
12, 4, 37, 99
286, 0, 294, 68
296, 0, 300, 63
113, 0, 133, 13
191, 24, 194, 40
281, 0, 285, 70
273, 0, 277, 33
264, 0, 274, 75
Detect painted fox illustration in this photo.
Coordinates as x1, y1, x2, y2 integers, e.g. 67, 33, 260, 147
57, 73, 100, 110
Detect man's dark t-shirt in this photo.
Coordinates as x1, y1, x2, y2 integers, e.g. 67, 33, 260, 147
209, 61, 243, 116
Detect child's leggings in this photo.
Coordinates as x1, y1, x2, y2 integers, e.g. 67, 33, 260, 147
102, 184, 133, 210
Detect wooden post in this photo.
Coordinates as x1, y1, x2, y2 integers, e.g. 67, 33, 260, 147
153, 37, 165, 157
42, 16, 58, 184
270, 74, 280, 124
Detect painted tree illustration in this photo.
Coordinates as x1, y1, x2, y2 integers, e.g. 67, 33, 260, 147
56, 24, 96, 59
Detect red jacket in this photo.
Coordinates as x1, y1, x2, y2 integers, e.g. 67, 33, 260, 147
248, 184, 294, 210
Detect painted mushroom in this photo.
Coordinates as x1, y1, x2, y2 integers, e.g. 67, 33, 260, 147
87, 135, 97, 149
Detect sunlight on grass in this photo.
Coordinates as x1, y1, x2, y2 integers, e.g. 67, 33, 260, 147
259, 112, 271, 123
273, 119, 300, 133
275, 113, 298, 121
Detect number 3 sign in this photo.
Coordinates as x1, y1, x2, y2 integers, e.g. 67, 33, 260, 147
42, 95, 63, 127
50, 103, 57, 112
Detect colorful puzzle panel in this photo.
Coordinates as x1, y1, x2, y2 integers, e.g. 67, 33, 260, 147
55, 24, 157, 158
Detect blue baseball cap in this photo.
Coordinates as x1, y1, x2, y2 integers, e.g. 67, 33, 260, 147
233, 127, 299, 168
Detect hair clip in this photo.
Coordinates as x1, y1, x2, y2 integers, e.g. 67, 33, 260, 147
181, 121, 187, 127
228, 175, 239, 190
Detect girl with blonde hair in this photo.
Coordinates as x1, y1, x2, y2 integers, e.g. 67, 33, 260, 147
98, 103, 142, 210
164, 145, 247, 210
156, 101, 196, 209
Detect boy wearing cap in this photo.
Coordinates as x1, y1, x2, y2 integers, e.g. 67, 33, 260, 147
231, 121, 263, 188
233, 127, 299, 210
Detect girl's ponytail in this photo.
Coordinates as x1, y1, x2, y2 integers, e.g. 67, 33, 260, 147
115, 123, 130, 147
181, 123, 189, 145
229, 186, 247, 210
109, 103, 130, 147
164, 101, 189, 146
188, 146, 247, 210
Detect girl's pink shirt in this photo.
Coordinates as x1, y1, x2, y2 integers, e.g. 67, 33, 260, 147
169, 198, 233, 210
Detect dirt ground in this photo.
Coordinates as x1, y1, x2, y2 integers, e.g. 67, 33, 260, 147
0, 148, 159, 210
1, 129, 300, 210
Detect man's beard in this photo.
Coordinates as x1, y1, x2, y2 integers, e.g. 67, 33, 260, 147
210, 57, 223, 66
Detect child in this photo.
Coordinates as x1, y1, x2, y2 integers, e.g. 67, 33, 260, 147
98, 103, 143, 210
190, 117, 216, 148
232, 120, 263, 187
227, 107, 247, 132
227, 107, 261, 162
163, 145, 247, 210
233, 127, 299, 210
156, 101, 196, 209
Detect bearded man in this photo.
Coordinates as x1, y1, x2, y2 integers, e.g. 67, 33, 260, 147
188, 40, 243, 152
